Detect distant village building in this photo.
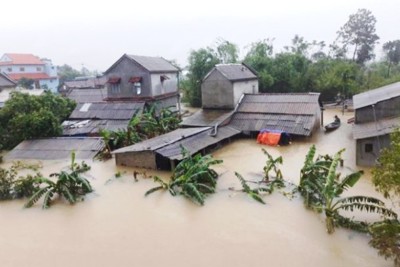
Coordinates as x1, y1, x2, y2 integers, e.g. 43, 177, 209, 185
352, 82, 400, 166
0, 53, 59, 92
104, 54, 180, 111
201, 63, 258, 109
0, 87, 44, 109
0, 72, 16, 90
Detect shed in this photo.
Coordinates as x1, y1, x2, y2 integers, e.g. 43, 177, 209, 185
229, 93, 321, 137
112, 126, 240, 170
5, 137, 105, 160
352, 82, 400, 166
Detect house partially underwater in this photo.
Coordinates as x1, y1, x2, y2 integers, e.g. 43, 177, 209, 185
352, 81, 400, 166
113, 63, 322, 170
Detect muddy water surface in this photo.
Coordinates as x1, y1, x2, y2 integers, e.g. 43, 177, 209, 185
0, 110, 393, 267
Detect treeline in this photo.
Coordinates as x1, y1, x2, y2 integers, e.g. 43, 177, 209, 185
181, 9, 400, 106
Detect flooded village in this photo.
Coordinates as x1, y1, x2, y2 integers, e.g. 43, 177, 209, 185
1, 7, 400, 266
0, 51, 399, 267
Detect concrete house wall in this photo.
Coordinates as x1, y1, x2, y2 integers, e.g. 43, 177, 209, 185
355, 96, 400, 123
115, 151, 157, 169
201, 69, 234, 109
232, 80, 258, 106
356, 134, 391, 166
150, 73, 178, 96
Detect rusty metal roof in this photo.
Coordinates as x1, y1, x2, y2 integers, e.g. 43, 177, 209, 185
112, 127, 210, 153
353, 82, 400, 109
181, 109, 234, 127
352, 116, 400, 139
229, 113, 316, 136
69, 102, 144, 120
5, 137, 105, 160
62, 119, 131, 136
66, 88, 107, 103
156, 126, 240, 160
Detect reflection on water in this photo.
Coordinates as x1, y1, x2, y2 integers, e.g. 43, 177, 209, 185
0, 109, 392, 267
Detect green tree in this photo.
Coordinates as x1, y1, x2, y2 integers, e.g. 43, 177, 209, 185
0, 92, 76, 149
183, 48, 219, 107
17, 77, 35, 89
57, 64, 82, 89
337, 9, 379, 65
372, 129, 400, 200
243, 39, 275, 91
215, 38, 239, 64
383, 40, 400, 77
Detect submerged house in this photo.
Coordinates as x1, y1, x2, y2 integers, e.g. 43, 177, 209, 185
62, 102, 144, 136
229, 93, 321, 137
6, 137, 105, 160
352, 82, 400, 166
104, 54, 180, 112
113, 126, 240, 170
182, 63, 258, 127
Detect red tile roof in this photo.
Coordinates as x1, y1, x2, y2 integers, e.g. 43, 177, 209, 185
8, 73, 52, 80
0, 53, 45, 65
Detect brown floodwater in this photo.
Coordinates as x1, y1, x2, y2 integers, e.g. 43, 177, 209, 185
0, 109, 394, 267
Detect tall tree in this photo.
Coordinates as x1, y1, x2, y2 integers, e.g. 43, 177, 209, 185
183, 48, 219, 107
382, 40, 400, 77
337, 9, 379, 65
215, 38, 239, 64
244, 39, 275, 91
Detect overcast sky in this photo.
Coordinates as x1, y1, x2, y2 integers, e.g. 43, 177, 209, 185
0, 0, 398, 71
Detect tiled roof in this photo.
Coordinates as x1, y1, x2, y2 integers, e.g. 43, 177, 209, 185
0, 53, 44, 65
352, 116, 400, 139
66, 88, 107, 103
126, 55, 178, 72
205, 64, 257, 81
7, 73, 52, 80
62, 119, 131, 136
5, 137, 105, 160
353, 82, 400, 109
68, 102, 145, 120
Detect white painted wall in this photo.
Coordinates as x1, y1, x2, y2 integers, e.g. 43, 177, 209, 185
233, 79, 259, 106
150, 73, 178, 96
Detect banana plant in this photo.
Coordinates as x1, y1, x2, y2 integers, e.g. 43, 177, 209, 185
145, 148, 222, 205
25, 153, 93, 209
298, 145, 398, 234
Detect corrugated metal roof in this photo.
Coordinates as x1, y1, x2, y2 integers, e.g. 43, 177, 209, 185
66, 88, 107, 103
229, 113, 316, 136
353, 82, 400, 109
205, 64, 257, 81
113, 127, 210, 154
62, 120, 131, 136
69, 102, 144, 120
156, 126, 240, 160
6, 137, 105, 160
181, 109, 234, 127
127, 55, 178, 72
352, 116, 400, 139
242, 93, 320, 103
237, 102, 318, 115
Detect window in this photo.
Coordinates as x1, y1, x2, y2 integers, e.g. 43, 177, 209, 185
36, 67, 42, 71
7, 67, 11, 72
160, 75, 169, 83
365, 143, 373, 153
111, 83, 120, 93
20, 67, 25, 72
134, 82, 141, 95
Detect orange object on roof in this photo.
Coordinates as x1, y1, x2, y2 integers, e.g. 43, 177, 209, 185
257, 132, 281, 146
